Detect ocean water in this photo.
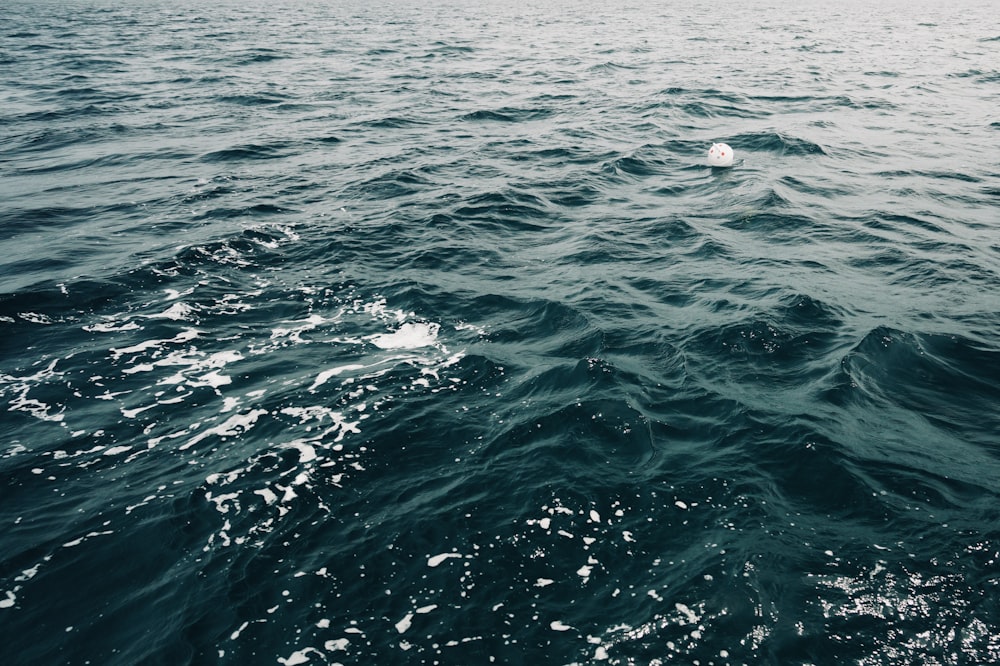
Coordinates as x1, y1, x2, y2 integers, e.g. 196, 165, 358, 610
2, 0, 1000, 663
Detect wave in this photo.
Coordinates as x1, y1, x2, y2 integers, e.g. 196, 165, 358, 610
728, 131, 828, 156
216, 91, 292, 106
450, 189, 553, 231
840, 327, 1000, 438
356, 115, 430, 129
461, 107, 554, 123
650, 87, 769, 119
199, 141, 297, 162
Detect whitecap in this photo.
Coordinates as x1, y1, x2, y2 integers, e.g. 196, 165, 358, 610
370, 322, 439, 349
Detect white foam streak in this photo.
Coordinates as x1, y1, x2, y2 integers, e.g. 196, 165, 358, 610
271, 314, 326, 343
255, 488, 278, 505
2, 360, 65, 422
284, 441, 317, 463
370, 322, 439, 349
148, 302, 195, 320
110, 329, 200, 359
83, 320, 141, 333
179, 409, 268, 451
277, 647, 323, 665
395, 612, 414, 634
427, 552, 464, 567
310, 364, 366, 391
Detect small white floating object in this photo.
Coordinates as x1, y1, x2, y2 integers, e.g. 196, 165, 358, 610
707, 142, 734, 167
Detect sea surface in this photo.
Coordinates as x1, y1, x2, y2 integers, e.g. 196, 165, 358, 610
2, 0, 999, 663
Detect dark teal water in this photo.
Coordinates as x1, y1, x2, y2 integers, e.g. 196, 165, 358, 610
3, 0, 1000, 663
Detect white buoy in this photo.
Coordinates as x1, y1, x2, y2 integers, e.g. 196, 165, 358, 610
707, 142, 734, 167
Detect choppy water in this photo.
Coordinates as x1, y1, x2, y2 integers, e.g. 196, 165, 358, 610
2, 0, 1000, 663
